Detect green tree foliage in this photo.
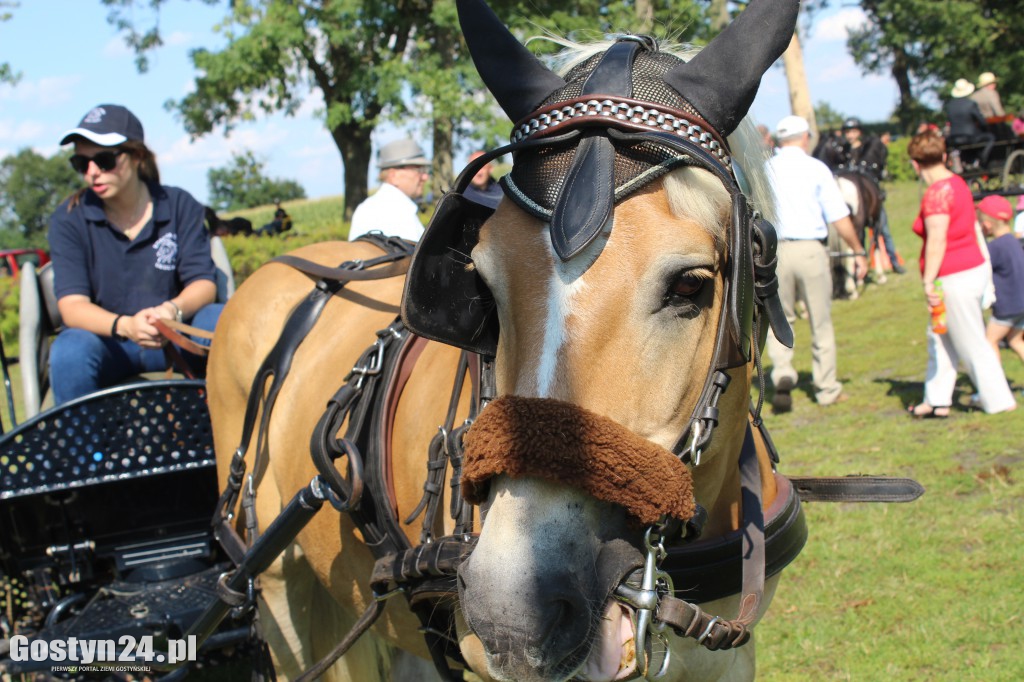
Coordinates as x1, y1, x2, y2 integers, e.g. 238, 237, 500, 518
106, 0, 429, 219
814, 101, 846, 131
0, 1, 20, 85
847, 0, 1023, 132
207, 151, 306, 212
106, 1, 715, 214
0, 149, 81, 248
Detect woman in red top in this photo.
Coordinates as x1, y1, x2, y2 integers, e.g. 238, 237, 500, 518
907, 130, 1015, 416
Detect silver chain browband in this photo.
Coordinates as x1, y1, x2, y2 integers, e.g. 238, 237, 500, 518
510, 96, 731, 166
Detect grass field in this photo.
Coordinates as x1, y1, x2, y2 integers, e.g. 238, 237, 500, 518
1, 180, 1021, 679
756, 181, 1024, 681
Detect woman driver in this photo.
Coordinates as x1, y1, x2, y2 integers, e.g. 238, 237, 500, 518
47, 104, 221, 404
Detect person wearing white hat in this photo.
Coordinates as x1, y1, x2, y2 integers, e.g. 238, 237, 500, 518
971, 71, 1005, 119
348, 137, 432, 242
946, 79, 995, 168
765, 115, 867, 412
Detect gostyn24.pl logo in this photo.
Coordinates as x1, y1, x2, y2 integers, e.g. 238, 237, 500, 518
9, 634, 198, 665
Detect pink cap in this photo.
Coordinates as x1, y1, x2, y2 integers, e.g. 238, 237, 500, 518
978, 195, 1013, 221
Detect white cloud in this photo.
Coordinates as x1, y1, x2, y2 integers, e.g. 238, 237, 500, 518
163, 31, 192, 47
0, 119, 47, 144
0, 76, 81, 107
812, 8, 868, 42
102, 36, 132, 59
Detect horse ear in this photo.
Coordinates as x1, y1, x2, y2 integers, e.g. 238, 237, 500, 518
457, 0, 566, 123
662, 0, 799, 136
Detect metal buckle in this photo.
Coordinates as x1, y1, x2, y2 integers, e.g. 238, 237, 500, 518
614, 527, 673, 679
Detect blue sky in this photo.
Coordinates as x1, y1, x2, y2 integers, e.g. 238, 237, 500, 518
2, 2, 902, 206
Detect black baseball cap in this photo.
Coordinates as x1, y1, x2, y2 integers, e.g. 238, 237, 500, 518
60, 104, 145, 146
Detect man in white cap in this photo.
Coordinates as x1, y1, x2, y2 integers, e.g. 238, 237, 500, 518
348, 138, 431, 242
765, 115, 867, 412
971, 71, 1005, 119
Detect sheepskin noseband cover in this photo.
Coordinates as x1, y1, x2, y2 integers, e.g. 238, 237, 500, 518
461, 395, 695, 525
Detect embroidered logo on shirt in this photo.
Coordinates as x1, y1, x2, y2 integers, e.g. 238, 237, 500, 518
84, 107, 106, 124
153, 234, 178, 271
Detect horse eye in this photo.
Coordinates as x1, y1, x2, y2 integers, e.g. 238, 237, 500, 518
665, 272, 707, 306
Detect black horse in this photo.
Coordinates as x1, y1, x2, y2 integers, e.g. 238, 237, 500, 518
205, 206, 254, 237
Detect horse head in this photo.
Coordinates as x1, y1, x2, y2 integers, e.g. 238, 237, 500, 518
403, 2, 797, 680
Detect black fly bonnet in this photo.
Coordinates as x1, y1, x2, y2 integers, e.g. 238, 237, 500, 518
403, 0, 797, 451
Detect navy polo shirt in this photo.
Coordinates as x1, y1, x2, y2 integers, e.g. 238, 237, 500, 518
48, 183, 215, 315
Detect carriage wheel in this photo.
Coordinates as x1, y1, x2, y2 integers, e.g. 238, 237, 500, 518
1001, 149, 1024, 194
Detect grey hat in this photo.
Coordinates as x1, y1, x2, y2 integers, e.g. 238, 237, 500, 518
60, 104, 145, 146
378, 138, 430, 169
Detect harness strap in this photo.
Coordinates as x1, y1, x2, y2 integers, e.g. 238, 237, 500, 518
788, 475, 924, 503
405, 351, 471, 543
213, 239, 413, 552
293, 600, 388, 682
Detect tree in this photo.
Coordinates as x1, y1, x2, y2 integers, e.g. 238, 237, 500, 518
0, 149, 81, 248
0, 1, 20, 85
847, 0, 1024, 132
207, 151, 306, 212
106, 0, 429, 220
106, 1, 710, 215
814, 101, 845, 132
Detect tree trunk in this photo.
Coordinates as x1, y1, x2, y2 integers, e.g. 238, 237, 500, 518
781, 28, 818, 148
636, 0, 654, 33
332, 123, 372, 223
432, 116, 454, 200
890, 46, 916, 133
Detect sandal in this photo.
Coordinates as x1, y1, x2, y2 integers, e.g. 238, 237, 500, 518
907, 403, 949, 419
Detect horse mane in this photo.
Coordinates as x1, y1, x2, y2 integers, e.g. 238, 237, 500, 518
530, 36, 777, 231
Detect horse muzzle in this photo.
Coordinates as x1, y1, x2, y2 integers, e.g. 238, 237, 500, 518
456, 395, 696, 681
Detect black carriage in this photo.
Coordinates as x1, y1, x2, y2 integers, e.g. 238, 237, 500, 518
0, 242, 250, 679
948, 123, 1024, 194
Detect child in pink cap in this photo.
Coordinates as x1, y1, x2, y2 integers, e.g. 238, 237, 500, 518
978, 195, 1024, 365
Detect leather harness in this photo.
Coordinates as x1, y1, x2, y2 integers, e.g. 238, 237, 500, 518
209, 241, 923, 680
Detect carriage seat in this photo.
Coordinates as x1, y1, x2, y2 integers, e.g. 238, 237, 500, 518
18, 236, 235, 420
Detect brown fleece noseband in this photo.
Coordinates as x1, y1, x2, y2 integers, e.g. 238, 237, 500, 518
461, 395, 695, 525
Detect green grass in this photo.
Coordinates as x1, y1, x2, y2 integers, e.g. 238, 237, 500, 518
757, 180, 1024, 680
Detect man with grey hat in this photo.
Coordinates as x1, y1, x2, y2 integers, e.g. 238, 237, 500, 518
766, 115, 866, 412
348, 137, 431, 242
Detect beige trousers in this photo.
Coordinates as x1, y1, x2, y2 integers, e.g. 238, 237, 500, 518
766, 240, 844, 405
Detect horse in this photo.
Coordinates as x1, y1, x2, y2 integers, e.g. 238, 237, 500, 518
832, 171, 884, 298
207, 1, 804, 680
205, 206, 254, 237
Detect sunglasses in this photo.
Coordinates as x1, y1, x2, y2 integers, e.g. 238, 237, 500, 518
69, 149, 124, 174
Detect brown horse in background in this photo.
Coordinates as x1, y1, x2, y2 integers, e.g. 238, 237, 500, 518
833, 171, 884, 298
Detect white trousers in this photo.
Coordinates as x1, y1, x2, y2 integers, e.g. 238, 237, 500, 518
925, 264, 1016, 413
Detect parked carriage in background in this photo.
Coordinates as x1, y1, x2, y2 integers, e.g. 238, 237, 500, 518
948, 116, 1024, 195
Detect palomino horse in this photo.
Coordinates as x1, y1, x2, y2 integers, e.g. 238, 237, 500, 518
832, 171, 884, 298
208, 0, 805, 680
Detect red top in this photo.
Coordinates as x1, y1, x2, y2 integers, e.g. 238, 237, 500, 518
912, 174, 984, 277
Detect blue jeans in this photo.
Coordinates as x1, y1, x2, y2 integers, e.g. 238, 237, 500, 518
874, 206, 899, 266
50, 304, 223, 405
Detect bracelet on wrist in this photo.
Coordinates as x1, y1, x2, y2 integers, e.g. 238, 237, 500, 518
167, 300, 183, 322
855, 251, 868, 257
111, 315, 124, 339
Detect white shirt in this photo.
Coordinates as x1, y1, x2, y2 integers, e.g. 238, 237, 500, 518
1014, 211, 1024, 239
766, 145, 850, 240
348, 182, 425, 242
